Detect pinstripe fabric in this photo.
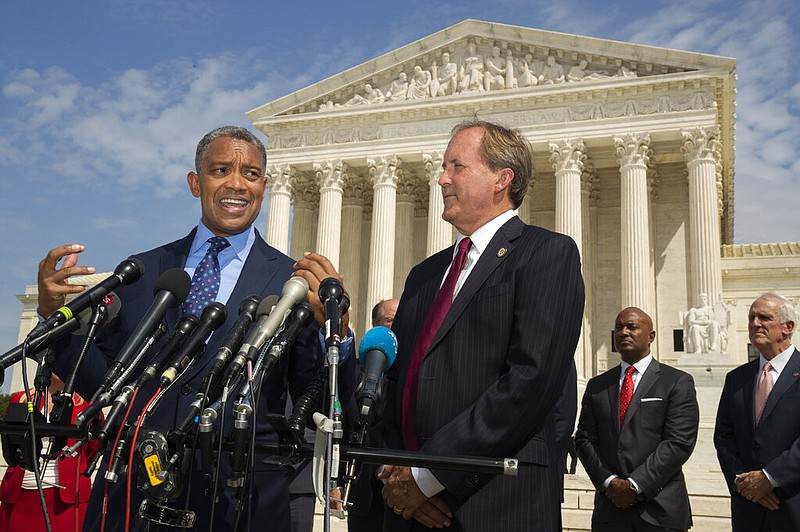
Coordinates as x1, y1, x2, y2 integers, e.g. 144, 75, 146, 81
383, 217, 585, 532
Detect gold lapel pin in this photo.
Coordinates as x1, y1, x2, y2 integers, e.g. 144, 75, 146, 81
497, 247, 507, 257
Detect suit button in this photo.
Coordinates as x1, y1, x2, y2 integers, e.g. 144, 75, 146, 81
181, 384, 193, 396
753, 442, 760, 451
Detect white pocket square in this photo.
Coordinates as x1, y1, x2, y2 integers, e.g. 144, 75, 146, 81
640, 397, 663, 402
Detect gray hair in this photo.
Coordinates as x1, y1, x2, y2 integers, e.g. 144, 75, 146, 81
195, 126, 267, 174
760, 292, 799, 326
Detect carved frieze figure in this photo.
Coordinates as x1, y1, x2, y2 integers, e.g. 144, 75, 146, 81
504, 49, 518, 89
683, 292, 728, 354
616, 65, 638, 78
539, 55, 565, 84
386, 72, 409, 101
567, 59, 611, 82
406, 65, 432, 99
459, 39, 484, 92
483, 46, 507, 91
517, 53, 539, 87
431, 51, 458, 97
344, 83, 385, 106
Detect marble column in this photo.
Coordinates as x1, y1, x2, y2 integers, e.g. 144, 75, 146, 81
314, 160, 347, 270
615, 133, 656, 315
290, 175, 318, 260
395, 173, 417, 297
580, 163, 599, 383
265, 164, 294, 254
423, 152, 451, 256
341, 174, 369, 336
682, 127, 723, 304
365, 156, 401, 327
550, 139, 586, 255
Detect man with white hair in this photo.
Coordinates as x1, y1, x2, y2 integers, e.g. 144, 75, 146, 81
714, 292, 800, 530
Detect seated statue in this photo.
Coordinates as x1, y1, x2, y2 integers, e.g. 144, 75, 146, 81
539, 55, 565, 84
406, 66, 432, 99
684, 292, 727, 354
386, 72, 409, 101
517, 53, 538, 87
344, 84, 385, 106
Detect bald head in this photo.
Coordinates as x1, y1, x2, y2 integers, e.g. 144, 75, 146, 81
372, 299, 399, 328
614, 307, 655, 364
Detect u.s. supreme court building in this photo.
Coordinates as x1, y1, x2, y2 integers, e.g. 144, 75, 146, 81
13, 19, 800, 530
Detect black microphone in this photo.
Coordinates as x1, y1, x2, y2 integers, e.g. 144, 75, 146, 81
356, 326, 398, 418
135, 314, 200, 388
228, 402, 252, 487
223, 295, 279, 380
238, 277, 309, 364
78, 268, 191, 428
29, 258, 143, 340
0, 292, 121, 370
319, 277, 344, 347
259, 301, 314, 377
202, 295, 262, 388
158, 302, 227, 387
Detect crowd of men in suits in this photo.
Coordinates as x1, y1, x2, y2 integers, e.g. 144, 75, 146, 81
23, 119, 800, 532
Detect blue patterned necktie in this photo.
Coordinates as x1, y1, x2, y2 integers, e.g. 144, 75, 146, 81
183, 236, 230, 316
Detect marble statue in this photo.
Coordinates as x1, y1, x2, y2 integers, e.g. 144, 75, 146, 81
567, 59, 611, 82
684, 292, 728, 354
517, 53, 538, 87
344, 83, 385, 106
431, 52, 458, 97
616, 65, 638, 78
504, 50, 517, 89
386, 72, 409, 101
459, 39, 484, 92
484, 46, 507, 91
406, 65, 432, 99
539, 55, 565, 84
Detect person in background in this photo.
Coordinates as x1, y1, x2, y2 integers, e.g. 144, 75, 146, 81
0, 375, 99, 532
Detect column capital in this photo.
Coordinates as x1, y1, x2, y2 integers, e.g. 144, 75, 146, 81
343, 173, 371, 206
368, 156, 404, 187
313, 159, 349, 190
681, 126, 721, 164
267, 164, 296, 195
549, 139, 586, 174
291, 174, 319, 208
614, 133, 652, 168
422, 151, 444, 183
397, 172, 421, 203
581, 162, 600, 206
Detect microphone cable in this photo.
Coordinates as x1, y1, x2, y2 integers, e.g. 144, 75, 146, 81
124, 387, 162, 532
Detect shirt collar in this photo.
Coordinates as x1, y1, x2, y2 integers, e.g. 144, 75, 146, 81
456, 209, 516, 255
191, 222, 253, 261
621, 353, 653, 377
760, 344, 796, 374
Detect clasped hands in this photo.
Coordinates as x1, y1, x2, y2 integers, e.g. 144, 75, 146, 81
735, 470, 780, 511
605, 478, 642, 509
379, 465, 452, 528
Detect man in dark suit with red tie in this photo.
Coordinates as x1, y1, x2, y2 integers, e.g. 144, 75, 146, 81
575, 307, 699, 532
714, 293, 800, 531
380, 119, 585, 531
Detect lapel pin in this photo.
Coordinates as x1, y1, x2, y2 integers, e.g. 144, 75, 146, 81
497, 247, 507, 257
793, 372, 800, 377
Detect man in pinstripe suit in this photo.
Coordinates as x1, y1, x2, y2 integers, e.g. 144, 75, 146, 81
380, 119, 585, 531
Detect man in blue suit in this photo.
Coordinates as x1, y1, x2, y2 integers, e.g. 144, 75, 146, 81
37, 126, 355, 531
714, 292, 800, 531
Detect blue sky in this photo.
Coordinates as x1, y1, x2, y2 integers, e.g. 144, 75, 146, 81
1, 0, 798, 365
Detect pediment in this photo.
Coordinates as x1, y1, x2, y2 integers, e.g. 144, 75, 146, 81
247, 19, 735, 121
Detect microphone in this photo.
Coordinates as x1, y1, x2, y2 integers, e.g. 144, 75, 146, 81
158, 302, 227, 387
135, 314, 200, 388
29, 258, 143, 340
223, 295, 279, 381
240, 277, 309, 359
259, 301, 314, 377
356, 326, 398, 418
202, 295, 262, 388
319, 278, 344, 347
0, 292, 121, 370
78, 268, 191, 427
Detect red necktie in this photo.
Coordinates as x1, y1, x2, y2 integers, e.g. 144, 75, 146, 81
619, 365, 635, 426
401, 237, 472, 451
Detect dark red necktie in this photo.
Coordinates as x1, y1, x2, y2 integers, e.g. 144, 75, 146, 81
401, 237, 472, 451
619, 365, 636, 426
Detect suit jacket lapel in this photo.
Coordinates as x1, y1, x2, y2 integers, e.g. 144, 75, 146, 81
606, 365, 622, 436
427, 216, 523, 356
760, 348, 800, 423
742, 359, 759, 427
160, 228, 196, 330
621, 358, 661, 432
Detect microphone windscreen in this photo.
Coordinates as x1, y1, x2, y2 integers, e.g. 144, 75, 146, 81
154, 268, 192, 305
358, 326, 398, 368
